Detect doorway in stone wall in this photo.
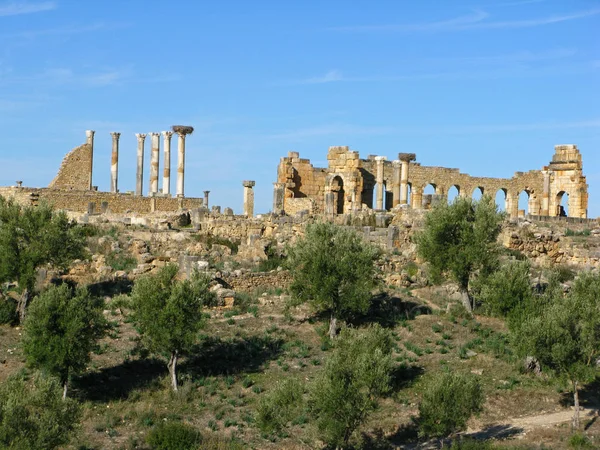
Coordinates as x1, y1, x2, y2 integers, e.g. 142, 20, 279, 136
556, 191, 569, 216
331, 176, 345, 215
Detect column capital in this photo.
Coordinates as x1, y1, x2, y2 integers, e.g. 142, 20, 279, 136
110, 131, 121, 139
162, 130, 173, 139
85, 129, 95, 137
203, 190, 210, 196
149, 132, 160, 138
392, 159, 401, 167
374, 156, 387, 162
135, 133, 147, 141
243, 180, 256, 188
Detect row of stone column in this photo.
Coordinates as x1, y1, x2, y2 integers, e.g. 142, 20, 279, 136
373, 153, 415, 210
108, 131, 188, 197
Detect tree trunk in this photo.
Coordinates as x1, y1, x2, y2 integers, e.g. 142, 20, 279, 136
62, 379, 68, 400
573, 380, 580, 429
168, 350, 179, 392
328, 314, 338, 340
17, 288, 30, 323
459, 288, 473, 314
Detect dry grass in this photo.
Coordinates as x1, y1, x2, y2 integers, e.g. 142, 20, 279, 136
1, 285, 598, 449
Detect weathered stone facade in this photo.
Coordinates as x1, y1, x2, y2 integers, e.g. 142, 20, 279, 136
276, 144, 589, 219
48, 143, 93, 190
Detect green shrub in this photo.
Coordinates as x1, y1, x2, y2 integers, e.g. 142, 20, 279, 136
568, 432, 595, 449
309, 325, 394, 449
478, 261, 532, 320
0, 373, 81, 449
256, 378, 304, 434
565, 228, 591, 237
450, 438, 493, 449
146, 421, 202, 450
553, 265, 576, 283
106, 251, 137, 272
0, 296, 18, 325
417, 371, 484, 438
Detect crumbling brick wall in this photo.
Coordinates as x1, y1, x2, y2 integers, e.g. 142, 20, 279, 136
48, 144, 92, 190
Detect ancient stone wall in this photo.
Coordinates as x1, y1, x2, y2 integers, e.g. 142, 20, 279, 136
0, 187, 202, 214
276, 144, 589, 219
48, 144, 93, 190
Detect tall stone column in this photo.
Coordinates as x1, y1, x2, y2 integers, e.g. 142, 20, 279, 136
374, 156, 387, 210
273, 182, 285, 214
162, 131, 173, 196
149, 133, 160, 195
176, 133, 186, 198
110, 132, 120, 193
135, 133, 146, 196
204, 190, 210, 208
541, 169, 550, 216
398, 153, 416, 206
243, 180, 255, 217
85, 130, 95, 190
392, 160, 401, 207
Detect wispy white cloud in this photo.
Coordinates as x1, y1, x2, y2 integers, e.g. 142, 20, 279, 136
330, 7, 600, 33
0, 0, 55, 17
301, 69, 344, 84
3, 66, 180, 87
267, 123, 395, 140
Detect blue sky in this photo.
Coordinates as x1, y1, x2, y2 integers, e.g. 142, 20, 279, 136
0, 0, 598, 216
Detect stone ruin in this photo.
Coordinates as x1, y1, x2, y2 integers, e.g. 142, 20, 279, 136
275, 144, 589, 219
1, 128, 207, 215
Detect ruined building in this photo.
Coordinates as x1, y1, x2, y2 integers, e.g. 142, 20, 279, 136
274, 144, 589, 219
0, 129, 205, 214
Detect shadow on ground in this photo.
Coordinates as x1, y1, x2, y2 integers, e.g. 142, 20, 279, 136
352, 293, 432, 329
183, 335, 284, 377
73, 357, 165, 402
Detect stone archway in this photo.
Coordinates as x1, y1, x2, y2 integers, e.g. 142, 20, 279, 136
331, 176, 345, 214
556, 191, 569, 217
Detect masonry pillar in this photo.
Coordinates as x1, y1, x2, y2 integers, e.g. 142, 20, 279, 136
176, 133, 186, 198
374, 156, 387, 210
135, 133, 146, 196
110, 132, 120, 193
412, 187, 423, 210
398, 153, 416, 206
149, 132, 160, 195
243, 180, 255, 217
161, 131, 173, 196
392, 160, 401, 207
272, 183, 285, 214
541, 169, 550, 216
204, 190, 210, 208
507, 193, 519, 218
85, 130, 95, 190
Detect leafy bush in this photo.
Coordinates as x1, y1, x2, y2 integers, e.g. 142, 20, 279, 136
450, 438, 493, 449
0, 373, 81, 449
256, 378, 304, 434
0, 296, 18, 325
106, 250, 137, 272
478, 261, 532, 321
146, 421, 202, 450
568, 432, 595, 449
417, 371, 484, 438
565, 228, 591, 237
309, 325, 394, 448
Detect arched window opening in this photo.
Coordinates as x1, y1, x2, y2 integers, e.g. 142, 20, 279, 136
495, 189, 507, 212
448, 185, 460, 204
472, 187, 484, 201
331, 176, 345, 215
518, 190, 530, 217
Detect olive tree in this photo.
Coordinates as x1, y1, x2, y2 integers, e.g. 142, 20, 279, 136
130, 264, 214, 391
0, 197, 86, 321
0, 373, 80, 449
416, 196, 504, 312
417, 371, 484, 439
309, 325, 394, 448
23, 284, 106, 399
286, 222, 381, 338
515, 272, 600, 429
